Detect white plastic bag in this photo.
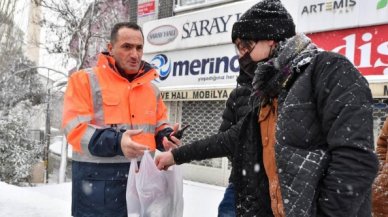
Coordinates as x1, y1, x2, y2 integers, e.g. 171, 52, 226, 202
126, 151, 184, 217
126, 158, 141, 217
163, 162, 184, 217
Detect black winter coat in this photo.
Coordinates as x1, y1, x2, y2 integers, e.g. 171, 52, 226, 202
218, 71, 252, 183
219, 72, 252, 133
172, 51, 379, 217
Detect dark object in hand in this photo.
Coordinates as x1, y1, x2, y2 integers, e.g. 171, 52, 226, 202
167, 125, 190, 142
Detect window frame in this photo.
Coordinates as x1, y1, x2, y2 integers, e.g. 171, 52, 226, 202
174, 0, 236, 13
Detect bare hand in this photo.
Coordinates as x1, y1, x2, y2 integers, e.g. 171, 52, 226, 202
120, 129, 148, 158
163, 123, 182, 150
155, 151, 175, 170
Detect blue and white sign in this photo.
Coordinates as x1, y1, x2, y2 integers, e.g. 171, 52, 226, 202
145, 44, 239, 89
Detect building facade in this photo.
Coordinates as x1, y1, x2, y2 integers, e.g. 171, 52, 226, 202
128, 0, 388, 187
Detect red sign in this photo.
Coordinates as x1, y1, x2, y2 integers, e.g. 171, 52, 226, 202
138, 1, 155, 17
308, 24, 388, 75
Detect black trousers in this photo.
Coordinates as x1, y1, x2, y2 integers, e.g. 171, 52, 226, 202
72, 161, 130, 217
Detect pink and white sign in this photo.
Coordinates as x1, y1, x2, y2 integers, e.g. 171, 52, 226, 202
138, 1, 155, 17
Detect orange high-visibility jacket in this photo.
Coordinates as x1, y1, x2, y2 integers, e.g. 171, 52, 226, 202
62, 54, 169, 163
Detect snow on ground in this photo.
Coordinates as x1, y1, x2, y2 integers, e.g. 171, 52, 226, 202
0, 182, 71, 217
0, 180, 225, 217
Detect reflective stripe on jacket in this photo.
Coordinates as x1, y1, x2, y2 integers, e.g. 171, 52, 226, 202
62, 53, 169, 163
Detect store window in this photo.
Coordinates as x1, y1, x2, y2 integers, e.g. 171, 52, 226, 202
180, 0, 205, 6
174, 0, 234, 13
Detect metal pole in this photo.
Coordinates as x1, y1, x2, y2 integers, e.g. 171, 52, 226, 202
43, 67, 52, 183
58, 136, 68, 183
43, 88, 51, 183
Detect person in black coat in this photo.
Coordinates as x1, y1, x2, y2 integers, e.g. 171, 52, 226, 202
156, 0, 379, 216
217, 70, 252, 217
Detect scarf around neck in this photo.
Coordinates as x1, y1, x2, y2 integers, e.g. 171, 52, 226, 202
252, 33, 319, 106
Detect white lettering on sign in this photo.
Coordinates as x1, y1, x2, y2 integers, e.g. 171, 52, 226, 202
332, 33, 388, 69
308, 24, 388, 75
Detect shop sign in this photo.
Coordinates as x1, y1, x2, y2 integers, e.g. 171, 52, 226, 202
161, 89, 233, 101
143, 0, 257, 53
308, 24, 388, 75
138, 1, 155, 17
147, 25, 178, 45
297, 0, 388, 33
146, 44, 239, 89
137, 0, 158, 26
300, 0, 357, 16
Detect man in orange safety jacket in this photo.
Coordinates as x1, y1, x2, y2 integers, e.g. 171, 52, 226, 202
62, 22, 180, 217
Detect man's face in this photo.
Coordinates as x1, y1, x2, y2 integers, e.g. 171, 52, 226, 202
108, 28, 144, 74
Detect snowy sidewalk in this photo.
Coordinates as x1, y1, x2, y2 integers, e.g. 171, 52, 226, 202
0, 182, 70, 217
0, 180, 225, 217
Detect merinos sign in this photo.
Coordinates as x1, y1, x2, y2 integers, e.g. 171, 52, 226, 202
151, 54, 239, 81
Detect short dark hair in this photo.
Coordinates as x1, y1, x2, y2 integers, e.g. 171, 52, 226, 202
110, 22, 144, 43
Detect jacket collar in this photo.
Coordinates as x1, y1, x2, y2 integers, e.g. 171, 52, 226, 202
237, 69, 253, 88
96, 53, 158, 86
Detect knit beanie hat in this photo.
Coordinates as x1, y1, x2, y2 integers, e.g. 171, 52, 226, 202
232, 0, 296, 43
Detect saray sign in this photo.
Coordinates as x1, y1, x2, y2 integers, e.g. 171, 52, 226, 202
308, 24, 388, 75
